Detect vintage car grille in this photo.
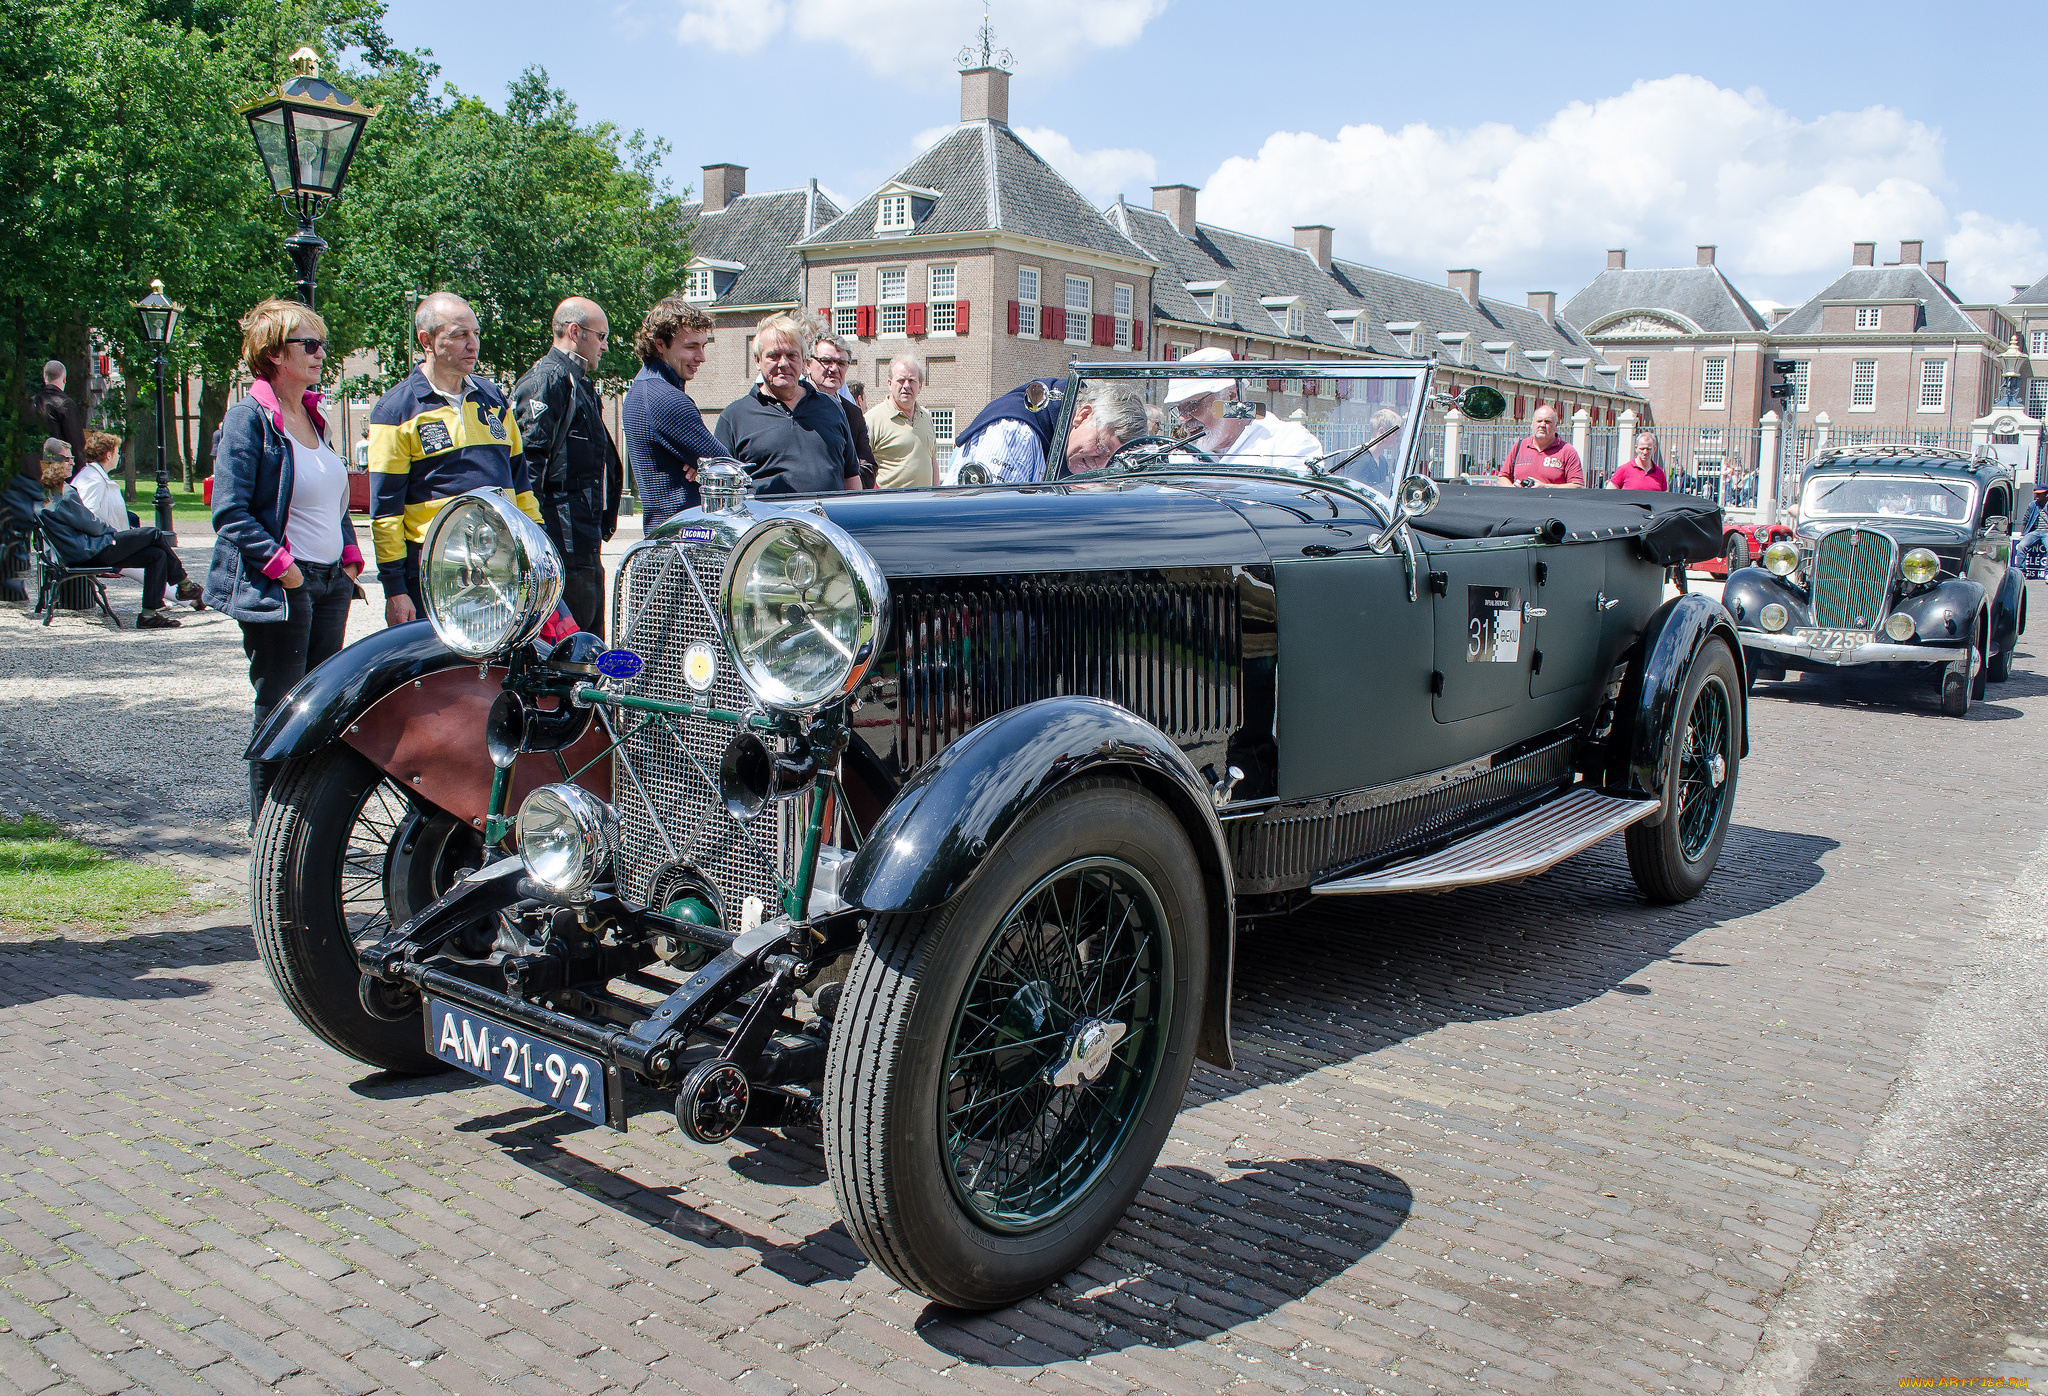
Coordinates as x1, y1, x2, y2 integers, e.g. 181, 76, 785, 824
1809, 527, 1896, 630
891, 574, 1243, 771
608, 539, 789, 914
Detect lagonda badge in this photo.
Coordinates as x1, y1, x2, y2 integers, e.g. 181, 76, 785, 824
595, 648, 643, 680
682, 642, 719, 692
680, 524, 716, 545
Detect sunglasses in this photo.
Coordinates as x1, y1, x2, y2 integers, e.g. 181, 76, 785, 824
810, 356, 849, 370
285, 337, 328, 354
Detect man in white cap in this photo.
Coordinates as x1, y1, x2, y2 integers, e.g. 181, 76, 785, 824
1163, 348, 1322, 472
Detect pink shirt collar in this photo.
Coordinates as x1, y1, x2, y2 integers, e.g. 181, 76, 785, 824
251, 378, 328, 439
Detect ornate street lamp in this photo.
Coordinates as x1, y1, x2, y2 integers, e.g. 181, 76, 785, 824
131, 279, 182, 535
237, 46, 376, 307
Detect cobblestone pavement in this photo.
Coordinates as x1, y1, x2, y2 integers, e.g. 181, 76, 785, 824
3, 566, 2046, 1394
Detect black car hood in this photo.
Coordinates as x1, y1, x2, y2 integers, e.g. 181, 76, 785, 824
1799, 518, 1969, 549
811, 474, 1378, 577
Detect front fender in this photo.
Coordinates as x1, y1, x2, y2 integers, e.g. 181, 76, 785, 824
1993, 566, 2025, 653
1721, 566, 1809, 630
844, 696, 1237, 1067
246, 619, 469, 762
1619, 593, 1747, 825
1888, 577, 1986, 646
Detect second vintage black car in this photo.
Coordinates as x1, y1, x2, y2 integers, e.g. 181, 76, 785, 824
245, 357, 1740, 1310
1725, 446, 2026, 715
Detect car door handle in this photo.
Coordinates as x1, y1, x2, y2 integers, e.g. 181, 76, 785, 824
1596, 592, 1620, 611
1523, 604, 1547, 620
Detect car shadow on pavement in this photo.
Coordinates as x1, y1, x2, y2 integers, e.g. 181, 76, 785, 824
1752, 664, 2048, 721
0, 921, 256, 1009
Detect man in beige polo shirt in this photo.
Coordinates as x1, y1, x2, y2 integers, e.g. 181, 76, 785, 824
867, 353, 938, 489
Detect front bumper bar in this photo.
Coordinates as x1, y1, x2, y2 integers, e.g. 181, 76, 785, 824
1738, 630, 1962, 667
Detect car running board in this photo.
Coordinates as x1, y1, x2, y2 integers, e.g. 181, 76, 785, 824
1310, 788, 1661, 896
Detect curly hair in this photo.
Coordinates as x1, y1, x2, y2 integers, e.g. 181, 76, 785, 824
83, 430, 121, 466
634, 296, 714, 363
239, 298, 327, 381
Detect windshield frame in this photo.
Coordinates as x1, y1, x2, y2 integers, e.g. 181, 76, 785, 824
1800, 470, 1979, 525
1043, 358, 1436, 513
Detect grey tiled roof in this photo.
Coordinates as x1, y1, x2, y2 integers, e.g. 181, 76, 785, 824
1561, 267, 1767, 334
2010, 274, 2048, 305
803, 123, 1152, 262
679, 185, 841, 308
1774, 266, 1981, 336
1109, 200, 1633, 397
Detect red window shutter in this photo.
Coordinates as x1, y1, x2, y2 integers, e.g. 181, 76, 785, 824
1514, 395, 1526, 421
907, 302, 926, 336
1007, 300, 1020, 335
817, 307, 829, 321
1608, 407, 1616, 426
1042, 307, 1063, 341
956, 300, 969, 334
1130, 321, 1142, 352
1303, 379, 1319, 397
862, 305, 878, 336
1092, 313, 1112, 347
1267, 378, 1283, 394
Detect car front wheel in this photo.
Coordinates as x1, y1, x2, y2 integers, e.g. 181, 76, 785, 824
825, 778, 1208, 1310
1725, 535, 1748, 573
1626, 639, 1740, 904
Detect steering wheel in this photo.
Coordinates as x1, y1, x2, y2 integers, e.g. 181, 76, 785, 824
1093, 434, 1221, 475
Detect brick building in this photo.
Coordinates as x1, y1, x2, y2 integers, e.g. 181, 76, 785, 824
2007, 274, 2048, 422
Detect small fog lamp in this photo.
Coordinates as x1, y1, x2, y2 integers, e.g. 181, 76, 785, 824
1762, 541, 1800, 577
516, 784, 618, 899
1885, 612, 1916, 642
1901, 548, 1940, 585
1759, 603, 1789, 632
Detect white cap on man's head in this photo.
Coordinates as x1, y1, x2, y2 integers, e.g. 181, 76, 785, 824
1163, 347, 1237, 405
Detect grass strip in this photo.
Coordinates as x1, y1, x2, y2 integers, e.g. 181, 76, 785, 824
0, 813, 197, 936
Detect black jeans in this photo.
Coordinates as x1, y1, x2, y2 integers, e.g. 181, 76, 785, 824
560, 552, 605, 636
243, 559, 355, 822
89, 529, 188, 611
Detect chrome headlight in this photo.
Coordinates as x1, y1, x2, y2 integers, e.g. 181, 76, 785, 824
721, 515, 888, 710
1900, 548, 1939, 585
1885, 612, 1916, 641
516, 783, 618, 899
422, 490, 563, 659
1762, 540, 1799, 577
1759, 603, 1789, 632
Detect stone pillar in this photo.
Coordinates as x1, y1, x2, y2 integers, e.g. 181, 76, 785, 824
1757, 410, 1780, 525
1617, 408, 1637, 468
1571, 408, 1591, 480
1443, 409, 1463, 478
1972, 422, 1992, 454
1814, 411, 1831, 455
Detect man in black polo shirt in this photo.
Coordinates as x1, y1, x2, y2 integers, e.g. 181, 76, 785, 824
714, 313, 860, 494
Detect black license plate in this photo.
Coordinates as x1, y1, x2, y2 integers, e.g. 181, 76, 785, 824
427, 998, 624, 1130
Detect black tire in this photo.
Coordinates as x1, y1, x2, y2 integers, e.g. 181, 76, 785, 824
1725, 535, 1748, 573
1741, 648, 1784, 690
825, 778, 1207, 1310
1942, 653, 1976, 718
1988, 639, 2013, 684
253, 744, 443, 1074
1626, 639, 1740, 904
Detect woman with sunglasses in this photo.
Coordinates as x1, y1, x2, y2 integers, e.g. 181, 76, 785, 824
205, 298, 364, 826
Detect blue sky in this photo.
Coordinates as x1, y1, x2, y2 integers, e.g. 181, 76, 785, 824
379, 0, 2040, 311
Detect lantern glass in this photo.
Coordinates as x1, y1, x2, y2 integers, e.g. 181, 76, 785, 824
138, 308, 170, 344
291, 109, 360, 194
247, 108, 293, 193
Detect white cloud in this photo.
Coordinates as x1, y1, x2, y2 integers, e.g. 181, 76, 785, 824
1197, 75, 2038, 306
1014, 126, 1155, 203
672, 0, 1165, 77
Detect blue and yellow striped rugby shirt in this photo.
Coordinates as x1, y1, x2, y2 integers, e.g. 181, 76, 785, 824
366, 368, 544, 592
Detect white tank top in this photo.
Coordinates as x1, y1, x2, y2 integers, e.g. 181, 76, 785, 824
284, 433, 347, 564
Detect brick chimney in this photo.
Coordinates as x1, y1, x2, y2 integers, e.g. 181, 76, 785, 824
1152, 184, 1199, 238
1898, 239, 1923, 265
701, 164, 746, 211
960, 66, 1009, 125
1293, 225, 1334, 272
1696, 245, 1716, 267
1927, 260, 1947, 285
1607, 249, 1626, 270
1448, 269, 1481, 307
1853, 241, 1876, 266
1527, 291, 1556, 320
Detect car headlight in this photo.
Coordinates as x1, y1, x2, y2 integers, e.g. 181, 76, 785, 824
1759, 603, 1788, 632
1885, 612, 1916, 641
422, 490, 563, 659
1762, 541, 1799, 577
722, 515, 888, 710
1901, 548, 1939, 585
516, 784, 618, 898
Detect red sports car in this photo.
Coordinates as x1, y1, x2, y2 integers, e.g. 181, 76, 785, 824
1697, 520, 1793, 577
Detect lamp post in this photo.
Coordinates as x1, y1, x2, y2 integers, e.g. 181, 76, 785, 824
237, 46, 376, 307
131, 279, 182, 535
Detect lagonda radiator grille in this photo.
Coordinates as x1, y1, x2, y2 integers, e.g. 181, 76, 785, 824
1810, 528, 1895, 631
608, 540, 789, 914
891, 574, 1242, 771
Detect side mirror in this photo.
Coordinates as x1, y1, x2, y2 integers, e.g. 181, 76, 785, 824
1987, 515, 2010, 535
1396, 474, 1440, 517
1455, 386, 1508, 421
956, 461, 992, 486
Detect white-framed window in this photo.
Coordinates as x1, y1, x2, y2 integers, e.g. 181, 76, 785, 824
1793, 360, 1810, 410
928, 265, 957, 335
1113, 284, 1133, 350
929, 406, 955, 474
2030, 380, 2048, 420
683, 267, 713, 301
1626, 357, 1649, 386
1167, 342, 1191, 361
1855, 306, 1881, 330
1852, 359, 1877, 408
878, 267, 907, 336
1017, 266, 1039, 339
1216, 291, 1233, 323
1918, 358, 1947, 410
2032, 330, 2048, 357
832, 271, 858, 337
877, 193, 911, 232
1700, 357, 1727, 408
1065, 276, 1092, 346
1280, 376, 1301, 397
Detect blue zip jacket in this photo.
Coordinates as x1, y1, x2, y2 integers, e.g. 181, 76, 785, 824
205, 381, 362, 623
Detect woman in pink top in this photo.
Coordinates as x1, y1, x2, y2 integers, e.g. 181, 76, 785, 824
1608, 433, 1667, 491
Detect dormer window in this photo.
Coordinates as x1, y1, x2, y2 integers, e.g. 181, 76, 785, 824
1561, 356, 1589, 386
1187, 280, 1232, 323
682, 256, 745, 303
1386, 321, 1420, 357
1262, 295, 1305, 337
1483, 340, 1513, 372
1525, 350, 1553, 380
1438, 331, 1470, 365
873, 183, 941, 236
683, 268, 712, 301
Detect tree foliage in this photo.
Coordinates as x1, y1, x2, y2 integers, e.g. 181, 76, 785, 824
0, 0, 690, 483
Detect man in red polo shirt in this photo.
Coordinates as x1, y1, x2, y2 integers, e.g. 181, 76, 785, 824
1498, 403, 1584, 487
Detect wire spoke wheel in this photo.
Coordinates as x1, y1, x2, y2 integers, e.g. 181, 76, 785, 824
339, 778, 410, 949
1626, 638, 1740, 904
1675, 676, 1730, 861
941, 857, 1171, 1232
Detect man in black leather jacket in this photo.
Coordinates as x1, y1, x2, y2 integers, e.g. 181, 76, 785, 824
512, 297, 624, 634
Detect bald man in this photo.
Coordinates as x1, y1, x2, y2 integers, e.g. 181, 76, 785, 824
512, 296, 623, 633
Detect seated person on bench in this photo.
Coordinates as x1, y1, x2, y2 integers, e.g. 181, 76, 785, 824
35, 438, 201, 629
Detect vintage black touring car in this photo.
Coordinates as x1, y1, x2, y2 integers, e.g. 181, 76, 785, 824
249, 358, 1741, 1310
1725, 447, 2026, 716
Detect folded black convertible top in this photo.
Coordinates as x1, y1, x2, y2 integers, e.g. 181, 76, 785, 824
1416, 481, 1725, 565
